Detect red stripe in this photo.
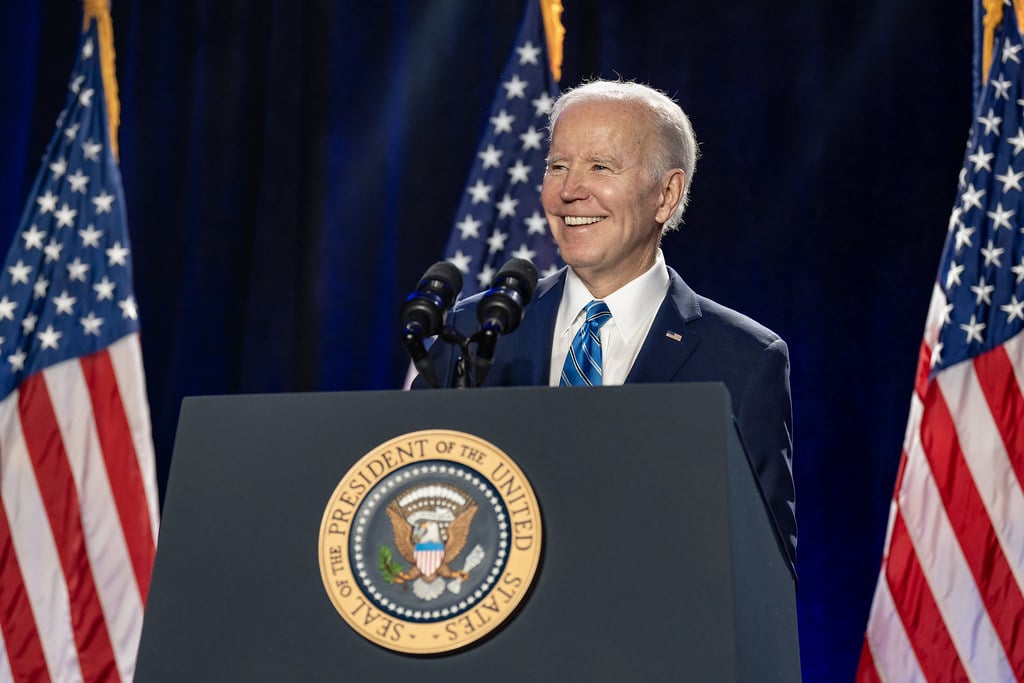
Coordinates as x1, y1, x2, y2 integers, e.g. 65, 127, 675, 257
914, 339, 932, 397
18, 374, 117, 683
973, 344, 1024, 492
918, 372, 1024, 678
0, 499, 51, 682
80, 349, 155, 602
854, 637, 882, 683
885, 511, 968, 681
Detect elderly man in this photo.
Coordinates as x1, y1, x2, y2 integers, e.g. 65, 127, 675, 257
419, 79, 795, 571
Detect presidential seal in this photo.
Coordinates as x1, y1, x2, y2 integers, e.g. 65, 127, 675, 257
317, 429, 542, 654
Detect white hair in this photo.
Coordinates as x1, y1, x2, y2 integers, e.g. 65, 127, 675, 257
548, 79, 699, 233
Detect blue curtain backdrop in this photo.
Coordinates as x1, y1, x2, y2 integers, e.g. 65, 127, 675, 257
0, 1, 973, 680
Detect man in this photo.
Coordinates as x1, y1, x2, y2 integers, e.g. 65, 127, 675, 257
419, 79, 795, 573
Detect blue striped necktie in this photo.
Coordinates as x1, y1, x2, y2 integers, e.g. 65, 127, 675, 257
560, 300, 612, 386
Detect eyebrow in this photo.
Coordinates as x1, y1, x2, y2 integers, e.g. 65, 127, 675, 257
546, 153, 621, 166
588, 154, 619, 166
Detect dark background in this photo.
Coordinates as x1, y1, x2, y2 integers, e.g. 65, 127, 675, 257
0, 1, 974, 680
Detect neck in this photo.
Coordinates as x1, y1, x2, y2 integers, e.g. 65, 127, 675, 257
573, 252, 659, 299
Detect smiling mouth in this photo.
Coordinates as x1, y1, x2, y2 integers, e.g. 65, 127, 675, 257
563, 216, 605, 226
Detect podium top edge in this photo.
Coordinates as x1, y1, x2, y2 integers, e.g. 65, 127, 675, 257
179, 382, 733, 405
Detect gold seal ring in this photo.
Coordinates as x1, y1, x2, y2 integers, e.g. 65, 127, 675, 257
318, 429, 543, 654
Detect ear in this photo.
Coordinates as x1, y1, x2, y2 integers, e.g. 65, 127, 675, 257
654, 169, 686, 224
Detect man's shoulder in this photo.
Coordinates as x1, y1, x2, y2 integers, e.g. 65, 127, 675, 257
694, 294, 784, 347
664, 268, 785, 352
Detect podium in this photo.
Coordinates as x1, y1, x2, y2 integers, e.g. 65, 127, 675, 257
135, 383, 800, 681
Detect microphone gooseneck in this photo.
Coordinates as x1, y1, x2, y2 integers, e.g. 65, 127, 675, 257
400, 258, 538, 389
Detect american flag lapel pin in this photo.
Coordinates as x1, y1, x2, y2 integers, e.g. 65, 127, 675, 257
665, 331, 683, 343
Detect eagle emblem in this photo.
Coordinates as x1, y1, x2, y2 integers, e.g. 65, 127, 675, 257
382, 484, 483, 601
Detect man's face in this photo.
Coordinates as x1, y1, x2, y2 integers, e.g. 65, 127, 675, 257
541, 99, 676, 292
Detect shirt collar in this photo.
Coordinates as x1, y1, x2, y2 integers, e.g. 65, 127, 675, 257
556, 251, 670, 343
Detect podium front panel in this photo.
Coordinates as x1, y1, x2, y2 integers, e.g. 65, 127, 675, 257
136, 383, 799, 681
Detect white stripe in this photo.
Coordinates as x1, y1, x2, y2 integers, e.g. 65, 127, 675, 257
864, 560, 926, 683
44, 358, 142, 682
938, 355, 1024, 595
0, 389, 76, 681
107, 334, 160, 537
900, 393, 1014, 683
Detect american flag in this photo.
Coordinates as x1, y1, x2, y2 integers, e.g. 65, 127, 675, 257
0, 12, 159, 682
443, 0, 564, 295
857, 5, 1024, 681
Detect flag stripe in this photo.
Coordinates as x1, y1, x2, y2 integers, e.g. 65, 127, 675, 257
0, 390, 75, 681
957, 346, 1024, 589
0, 632, 21, 683
80, 347, 155, 599
0, 502, 50, 683
898, 389, 1014, 682
929, 361, 1024, 677
854, 640, 882, 683
106, 335, 160, 541
887, 501, 970, 680
43, 355, 144, 678
974, 341, 1024, 489
18, 373, 117, 682
861, 532, 927, 682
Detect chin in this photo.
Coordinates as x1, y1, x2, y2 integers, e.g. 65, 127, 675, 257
556, 243, 602, 268
559, 253, 596, 271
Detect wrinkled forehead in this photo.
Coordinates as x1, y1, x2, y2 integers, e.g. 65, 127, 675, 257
549, 99, 654, 159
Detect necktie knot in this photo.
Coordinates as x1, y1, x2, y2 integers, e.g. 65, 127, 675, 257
583, 300, 611, 328
560, 300, 612, 387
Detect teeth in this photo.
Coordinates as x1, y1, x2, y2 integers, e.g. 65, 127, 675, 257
564, 216, 604, 226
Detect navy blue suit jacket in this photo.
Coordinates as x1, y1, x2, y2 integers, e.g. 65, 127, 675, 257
419, 266, 796, 571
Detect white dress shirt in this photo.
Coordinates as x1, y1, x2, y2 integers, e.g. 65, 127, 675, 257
549, 251, 671, 386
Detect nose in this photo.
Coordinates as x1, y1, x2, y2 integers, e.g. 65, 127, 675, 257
558, 169, 588, 202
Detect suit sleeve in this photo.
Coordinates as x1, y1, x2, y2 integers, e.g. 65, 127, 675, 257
736, 338, 796, 569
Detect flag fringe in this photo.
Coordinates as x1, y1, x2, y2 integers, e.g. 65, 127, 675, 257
82, 0, 120, 160
539, 0, 564, 83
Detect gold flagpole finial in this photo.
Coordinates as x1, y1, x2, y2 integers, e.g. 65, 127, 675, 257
81, 0, 120, 160
539, 0, 565, 83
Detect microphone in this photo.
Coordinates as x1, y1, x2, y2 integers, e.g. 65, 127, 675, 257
400, 261, 463, 387
473, 258, 539, 385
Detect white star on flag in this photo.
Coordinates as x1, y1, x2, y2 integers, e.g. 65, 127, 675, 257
440, 0, 563, 295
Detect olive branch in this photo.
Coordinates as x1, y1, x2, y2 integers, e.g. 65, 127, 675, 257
377, 546, 405, 583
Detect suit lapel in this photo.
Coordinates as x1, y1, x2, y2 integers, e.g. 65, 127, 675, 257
625, 267, 703, 383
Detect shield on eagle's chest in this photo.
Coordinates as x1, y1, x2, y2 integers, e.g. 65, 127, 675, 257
415, 541, 445, 576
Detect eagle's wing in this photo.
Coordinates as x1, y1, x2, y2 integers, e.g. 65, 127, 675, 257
443, 501, 478, 563
385, 502, 416, 563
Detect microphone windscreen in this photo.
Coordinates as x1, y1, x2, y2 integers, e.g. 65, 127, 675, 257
419, 261, 464, 309
492, 258, 538, 304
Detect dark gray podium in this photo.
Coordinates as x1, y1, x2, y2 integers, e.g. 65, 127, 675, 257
135, 383, 800, 681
